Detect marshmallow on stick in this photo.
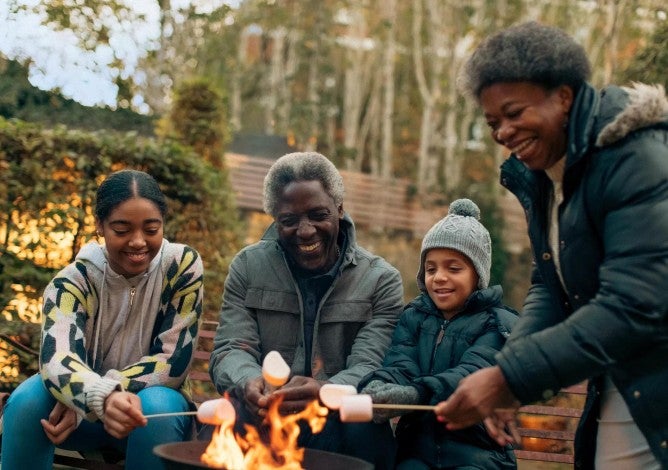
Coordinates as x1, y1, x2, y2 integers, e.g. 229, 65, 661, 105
196, 398, 237, 425
339, 394, 436, 423
262, 350, 291, 391
143, 398, 236, 426
319, 383, 358, 409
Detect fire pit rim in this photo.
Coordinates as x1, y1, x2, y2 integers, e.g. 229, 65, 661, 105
154, 440, 374, 470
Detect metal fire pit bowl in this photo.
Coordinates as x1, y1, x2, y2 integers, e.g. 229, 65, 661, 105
154, 440, 374, 470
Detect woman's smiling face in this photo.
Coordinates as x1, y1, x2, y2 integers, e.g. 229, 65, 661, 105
96, 197, 163, 277
480, 81, 573, 171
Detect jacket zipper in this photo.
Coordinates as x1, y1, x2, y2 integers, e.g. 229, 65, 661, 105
116, 286, 137, 363
430, 320, 448, 373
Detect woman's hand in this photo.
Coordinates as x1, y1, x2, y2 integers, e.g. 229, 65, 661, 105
40, 401, 78, 445
434, 366, 520, 430
102, 391, 147, 439
483, 409, 522, 447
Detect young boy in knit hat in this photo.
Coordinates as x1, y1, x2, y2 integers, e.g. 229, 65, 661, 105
358, 198, 518, 469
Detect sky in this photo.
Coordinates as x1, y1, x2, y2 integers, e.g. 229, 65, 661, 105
0, 0, 239, 111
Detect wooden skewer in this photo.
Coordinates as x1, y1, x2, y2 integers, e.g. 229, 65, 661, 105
145, 403, 437, 417
371, 404, 435, 411
143, 411, 198, 419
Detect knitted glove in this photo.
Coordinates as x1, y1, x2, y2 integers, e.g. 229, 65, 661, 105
360, 380, 386, 395
363, 382, 420, 423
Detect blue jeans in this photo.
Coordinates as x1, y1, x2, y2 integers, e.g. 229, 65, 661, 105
1, 374, 193, 470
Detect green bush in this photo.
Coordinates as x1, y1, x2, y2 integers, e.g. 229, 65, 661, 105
0, 117, 241, 390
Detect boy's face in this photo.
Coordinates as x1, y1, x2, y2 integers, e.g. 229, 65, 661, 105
423, 248, 478, 319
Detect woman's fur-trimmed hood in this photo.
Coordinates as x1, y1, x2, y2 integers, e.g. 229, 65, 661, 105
596, 83, 668, 147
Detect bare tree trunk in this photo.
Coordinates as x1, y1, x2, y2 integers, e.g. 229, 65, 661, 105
602, 0, 624, 84
413, 0, 445, 193
341, 1, 373, 170
265, 27, 287, 134
357, 72, 382, 172
230, 27, 250, 133
380, 0, 397, 178
276, 29, 299, 135
306, 42, 320, 151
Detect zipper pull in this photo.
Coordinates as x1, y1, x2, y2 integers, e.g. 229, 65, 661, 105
435, 321, 447, 346
129, 287, 136, 309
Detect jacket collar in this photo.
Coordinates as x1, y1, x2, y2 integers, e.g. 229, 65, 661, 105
411, 285, 504, 318
567, 82, 668, 166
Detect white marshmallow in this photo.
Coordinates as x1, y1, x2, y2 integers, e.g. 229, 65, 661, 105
319, 384, 358, 410
197, 398, 236, 425
262, 350, 291, 387
339, 394, 373, 423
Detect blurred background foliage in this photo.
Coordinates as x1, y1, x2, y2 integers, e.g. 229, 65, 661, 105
0, 78, 242, 390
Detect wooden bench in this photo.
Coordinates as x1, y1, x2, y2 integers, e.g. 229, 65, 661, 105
515, 382, 587, 467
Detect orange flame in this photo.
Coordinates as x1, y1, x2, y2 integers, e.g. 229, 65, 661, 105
201, 397, 329, 469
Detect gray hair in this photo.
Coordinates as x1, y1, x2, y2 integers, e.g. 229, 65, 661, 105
263, 152, 345, 217
459, 21, 591, 99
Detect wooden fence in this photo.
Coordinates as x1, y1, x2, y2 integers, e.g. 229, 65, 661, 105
225, 152, 527, 245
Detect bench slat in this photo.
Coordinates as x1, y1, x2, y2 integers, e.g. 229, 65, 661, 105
519, 404, 583, 418
519, 428, 575, 440
514, 450, 574, 464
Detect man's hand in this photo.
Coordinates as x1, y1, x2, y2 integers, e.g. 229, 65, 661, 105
102, 391, 147, 439
244, 376, 270, 417
434, 366, 520, 430
269, 376, 322, 415
40, 401, 78, 445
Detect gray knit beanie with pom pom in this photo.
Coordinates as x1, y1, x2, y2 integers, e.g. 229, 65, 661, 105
416, 198, 492, 290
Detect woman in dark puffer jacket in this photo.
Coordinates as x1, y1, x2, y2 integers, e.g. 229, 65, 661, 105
435, 21, 668, 470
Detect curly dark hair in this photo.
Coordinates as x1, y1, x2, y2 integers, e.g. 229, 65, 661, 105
459, 21, 591, 99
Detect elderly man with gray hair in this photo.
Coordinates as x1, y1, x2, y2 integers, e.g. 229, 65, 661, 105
208, 151, 404, 469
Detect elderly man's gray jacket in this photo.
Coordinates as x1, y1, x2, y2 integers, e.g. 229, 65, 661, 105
210, 214, 404, 390
498, 82, 668, 468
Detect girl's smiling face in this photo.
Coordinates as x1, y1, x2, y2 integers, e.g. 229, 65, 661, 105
424, 247, 478, 319
96, 197, 163, 277
480, 81, 573, 170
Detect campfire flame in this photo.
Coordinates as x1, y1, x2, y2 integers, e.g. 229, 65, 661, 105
201, 397, 329, 469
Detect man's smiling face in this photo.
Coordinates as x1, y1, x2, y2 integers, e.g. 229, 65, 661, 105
275, 180, 343, 274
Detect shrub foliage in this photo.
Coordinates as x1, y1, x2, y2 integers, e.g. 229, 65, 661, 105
0, 117, 241, 390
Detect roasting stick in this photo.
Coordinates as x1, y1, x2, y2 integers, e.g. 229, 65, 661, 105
319, 384, 435, 413
144, 411, 198, 419
371, 403, 435, 411
144, 398, 236, 425
339, 394, 435, 423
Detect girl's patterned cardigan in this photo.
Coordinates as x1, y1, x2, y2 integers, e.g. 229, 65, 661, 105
40, 240, 203, 422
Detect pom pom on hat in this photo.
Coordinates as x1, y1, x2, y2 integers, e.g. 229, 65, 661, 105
448, 198, 481, 219
416, 198, 492, 290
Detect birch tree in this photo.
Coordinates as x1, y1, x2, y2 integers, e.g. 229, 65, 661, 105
379, 0, 398, 178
